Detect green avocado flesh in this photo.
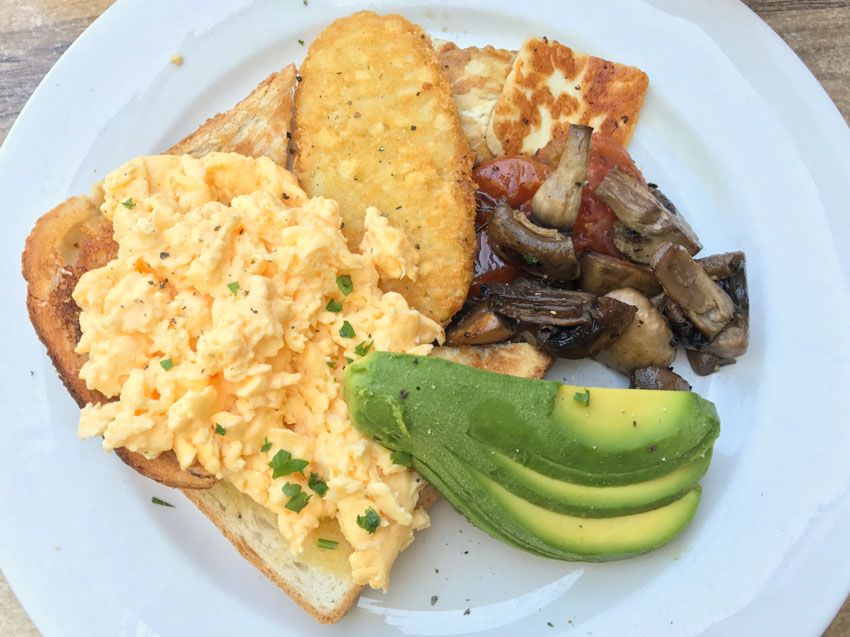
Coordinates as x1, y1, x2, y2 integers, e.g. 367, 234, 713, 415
342, 352, 718, 561
477, 474, 703, 559
484, 444, 712, 516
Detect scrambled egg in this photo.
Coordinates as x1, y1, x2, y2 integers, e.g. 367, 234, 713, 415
74, 152, 444, 589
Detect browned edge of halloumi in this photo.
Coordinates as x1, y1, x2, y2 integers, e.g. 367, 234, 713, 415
485, 36, 648, 164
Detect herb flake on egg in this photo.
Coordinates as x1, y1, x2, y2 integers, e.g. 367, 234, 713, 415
269, 449, 309, 478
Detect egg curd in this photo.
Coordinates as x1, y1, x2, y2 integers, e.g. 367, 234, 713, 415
73, 152, 444, 589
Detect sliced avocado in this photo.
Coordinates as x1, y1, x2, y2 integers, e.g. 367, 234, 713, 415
413, 449, 702, 561
472, 468, 703, 559
479, 445, 712, 517
344, 352, 719, 486
343, 352, 714, 561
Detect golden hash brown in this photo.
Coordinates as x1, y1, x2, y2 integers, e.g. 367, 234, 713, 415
433, 40, 516, 163
294, 12, 476, 325
485, 36, 648, 163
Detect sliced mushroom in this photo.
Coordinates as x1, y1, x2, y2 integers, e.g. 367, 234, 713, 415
595, 288, 676, 373
686, 350, 737, 376
445, 299, 519, 346
530, 124, 592, 231
697, 252, 749, 359
698, 251, 749, 313
659, 250, 750, 375
596, 167, 702, 263
484, 283, 636, 359
661, 297, 710, 350
578, 251, 662, 297
487, 198, 580, 280
629, 366, 692, 391
701, 314, 748, 358
651, 242, 736, 339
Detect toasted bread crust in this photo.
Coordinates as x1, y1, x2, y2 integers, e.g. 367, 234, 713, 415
181, 485, 362, 624
182, 481, 439, 624
23, 194, 113, 406
167, 66, 297, 164
23, 66, 297, 489
431, 342, 553, 380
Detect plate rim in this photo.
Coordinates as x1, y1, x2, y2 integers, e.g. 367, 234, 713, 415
2, 1, 849, 636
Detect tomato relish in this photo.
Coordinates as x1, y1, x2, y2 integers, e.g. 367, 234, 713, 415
470, 134, 643, 294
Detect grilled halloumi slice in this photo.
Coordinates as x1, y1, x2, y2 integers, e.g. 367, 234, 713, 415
433, 40, 516, 162
485, 36, 648, 163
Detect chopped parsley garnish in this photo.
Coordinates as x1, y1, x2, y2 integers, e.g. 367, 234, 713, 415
326, 360, 337, 368
345, 357, 354, 364
325, 298, 343, 313
573, 388, 590, 406
282, 482, 302, 497
354, 340, 373, 356
160, 358, 173, 371
339, 320, 355, 338
297, 39, 305, 45
522, 254, 539, 265
282, 482, 311, 512
356, 507, 381, 534
286, 491, 311, 513
260, 437, 272, 453
336, 274, 353, 296
391, 450, 413, 467
269, 449, 309, 479
227, 281, 240, 295
151, 496, 174, 507
121, 197, 136, 209
317, 538, 339, 550
308, 472, 328, 497
214, 423, 226, 436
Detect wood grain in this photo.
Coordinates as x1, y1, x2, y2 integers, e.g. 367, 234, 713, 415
1, 1, 848, 635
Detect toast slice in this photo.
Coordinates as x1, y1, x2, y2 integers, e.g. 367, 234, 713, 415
22, 54, 554, 623
22, 66, 299, 488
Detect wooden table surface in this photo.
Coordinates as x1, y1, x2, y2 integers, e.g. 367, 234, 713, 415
1, 1, 848, 635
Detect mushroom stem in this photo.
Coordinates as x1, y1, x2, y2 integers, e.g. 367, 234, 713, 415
531, 124, 592, 231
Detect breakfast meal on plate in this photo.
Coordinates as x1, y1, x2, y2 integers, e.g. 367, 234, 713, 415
21, 10, 748, 625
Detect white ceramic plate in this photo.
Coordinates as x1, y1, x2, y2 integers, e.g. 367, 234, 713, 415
2, 1, 849, 635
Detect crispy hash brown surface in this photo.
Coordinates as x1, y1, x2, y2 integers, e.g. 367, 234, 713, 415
294, 11, 476, 325
485, 36, 648, 163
